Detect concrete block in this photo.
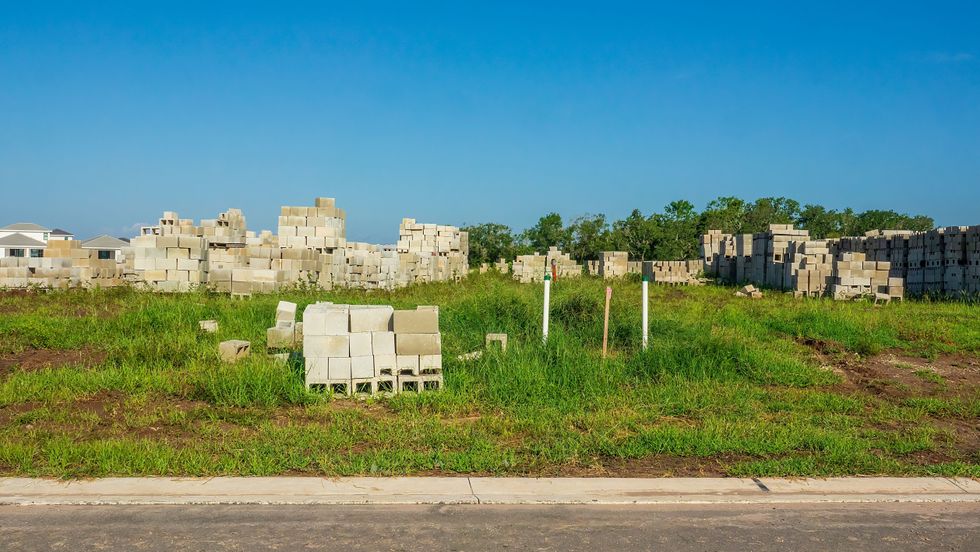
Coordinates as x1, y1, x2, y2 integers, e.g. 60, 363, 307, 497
485, 333, 507, 351
350, 356, 375, 379
219, 340, 250, 362
396, 333, 441, 355
303, 303, 348, 335
420, 354, 442, 373
349, 332, 373, 357
304, 335, 349, 358
267, 322, 296, 349
397, 354, 420, 375
276, 301, 297, 323
349, 305, 394, 332
372, 331, 395, 355
304, 357, 329, 386
393, 307, 439, 334
328, 357, 352, 380
374, 354, 397, 375
199, 320, 218, 333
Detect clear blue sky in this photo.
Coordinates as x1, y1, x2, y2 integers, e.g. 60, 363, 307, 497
1, 2, 978, 242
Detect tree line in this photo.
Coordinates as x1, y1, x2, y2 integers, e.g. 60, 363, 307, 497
462, 196, 934, 266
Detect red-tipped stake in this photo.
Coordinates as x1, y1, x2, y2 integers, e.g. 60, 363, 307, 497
602, 286, 612, 358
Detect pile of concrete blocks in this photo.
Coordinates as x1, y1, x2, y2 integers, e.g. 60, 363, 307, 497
267, 300, 302, 352
786, 240, 835, 297
585, 260, 600, 275
511, 247, 581, 283
200, 208, 248, 246
829, 252, 901, 300
127, 234, 209, 292
642, 260, 705, 285
397, 219, 468, 257
494, 258, 510, 273
0, 240, 127, 289
599, 251, 629, 279
278, 197, 347, 251
511, 253, 546, 283
700, 230, 727, 276
303, 303, 443, 396
734, 284, 763, 298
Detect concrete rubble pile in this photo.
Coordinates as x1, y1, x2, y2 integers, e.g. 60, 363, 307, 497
303, 302, 443, 396
702, 224, 980, 299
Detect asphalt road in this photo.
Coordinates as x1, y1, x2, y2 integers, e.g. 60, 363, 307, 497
1, 503, 978, 551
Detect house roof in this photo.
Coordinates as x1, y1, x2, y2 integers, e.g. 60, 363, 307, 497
0, 232, 47, 248
81, 234, 130, 249
1, 222, 51, 232
50, 228, 74, 236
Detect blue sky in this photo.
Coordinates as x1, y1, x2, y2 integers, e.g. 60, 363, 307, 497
1, 2, 978, 242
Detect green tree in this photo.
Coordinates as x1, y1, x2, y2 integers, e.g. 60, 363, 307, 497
699, 196, 747, 234
609, 209, 658, 260
460, 222, 517, 266
519, 212, 570, 253
653, 200, 699, 260
567, 213, 610, 261
741, 197, 801, 233
796, 204, 842, 239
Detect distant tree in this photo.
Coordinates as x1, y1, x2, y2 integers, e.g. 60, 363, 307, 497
460, 222, 517, 266
609, 209, 658, 260
699, 196, 747, 234
519, 212, 571, 253
796, 204, 842, 239
653, 200, 699, 260
741, 197, 801, 233
567, 213, 610, 261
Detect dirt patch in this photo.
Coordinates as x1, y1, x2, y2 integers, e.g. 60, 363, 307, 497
0, 347, 107, 376
535, 454, 752, 477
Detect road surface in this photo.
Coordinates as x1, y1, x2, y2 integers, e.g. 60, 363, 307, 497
1, 503, 977, 551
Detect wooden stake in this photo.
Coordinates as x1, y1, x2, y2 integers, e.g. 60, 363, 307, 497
602, 286, 612, 358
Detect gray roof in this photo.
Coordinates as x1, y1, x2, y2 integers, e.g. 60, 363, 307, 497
0, 232, 46, 248
1, 222, 51, 232
50, 228, 73, 236
82, 234, 130, 249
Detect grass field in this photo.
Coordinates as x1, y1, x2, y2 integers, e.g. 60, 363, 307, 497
0, 273, 978, 478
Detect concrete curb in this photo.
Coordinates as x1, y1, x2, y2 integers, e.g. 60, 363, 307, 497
0, 477, 977, 506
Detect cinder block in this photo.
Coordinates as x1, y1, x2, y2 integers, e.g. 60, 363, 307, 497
328, 357, 352, 379
304, 335, 349, 358
349, 306, 394, 332
374, 354, 397, 375
219, 340, 250, 362
393, 307, 439, 334
199, 320, 218, 333
420, 354, 442, 373
396, 333, 441, 355
372, 331, 395, 355
350, 356, 375, 378
303, 303, 348, 335
305, 356, 329, 385
276, 301, 297, 323
267, 322, 296, 349
349, 332, 373, 357
396, 354, 420, 375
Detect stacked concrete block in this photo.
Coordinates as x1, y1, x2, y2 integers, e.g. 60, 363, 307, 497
278, 197, 347, 252
392, 306, 443, 392
128, 233, 209, 292
303, 303, 441, 395
546, 247, 582, 278
512, 253, 546, 283
200, 208, 248, 246
642, 260, 705, 285
734, 234, 753, 283
397, 219, 469, 258
494, 258, 510, 273
967, 225, 980, 293
828, 252, 897, 300
599, 251, 629, 279
700, 230, 727, 276
586, 260, 600, 276
267, 300, 300, 351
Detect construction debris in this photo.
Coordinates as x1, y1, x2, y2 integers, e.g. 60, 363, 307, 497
734, 285, 763, 299
199, 320, 219, 333
218, 340, 251, 362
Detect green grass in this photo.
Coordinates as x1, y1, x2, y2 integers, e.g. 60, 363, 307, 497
0, 273, 978, 478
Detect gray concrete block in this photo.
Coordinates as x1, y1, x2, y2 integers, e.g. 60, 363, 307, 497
393, 307, 439, 334
219, 340, 250, 362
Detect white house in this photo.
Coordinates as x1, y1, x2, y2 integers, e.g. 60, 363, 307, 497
0, 222, 52, 243
49, 228, 75, 241
0, 233, 47, 259
81, 235, 130, 261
